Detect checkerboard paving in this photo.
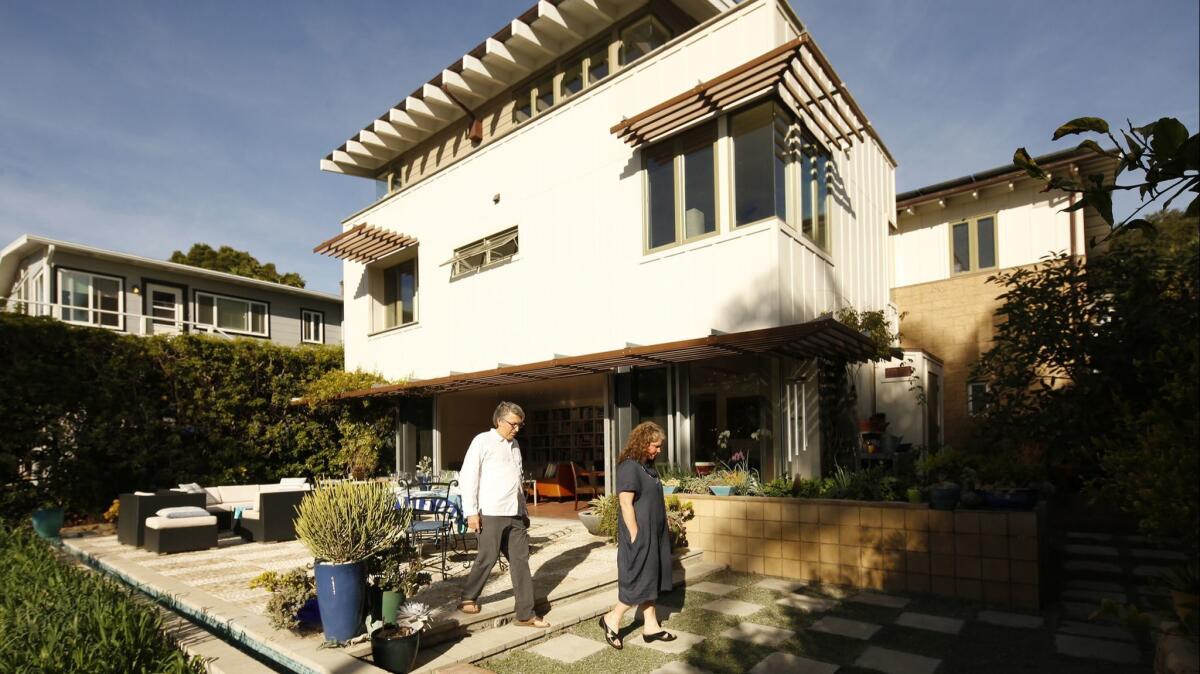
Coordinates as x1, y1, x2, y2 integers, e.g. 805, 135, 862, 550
748, 652, 839, 674
855, 646, 942, 674
895, 611, 964, 635
808, 615, 882, 640
629, 629, 706, 656
719, 622, 795, 647
698, 597, 763, 617
527, 634, 606, 664
688, 581, 739, 596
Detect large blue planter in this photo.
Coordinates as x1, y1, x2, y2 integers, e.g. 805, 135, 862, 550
31, 507, 64, 540
314, 561, 367, 642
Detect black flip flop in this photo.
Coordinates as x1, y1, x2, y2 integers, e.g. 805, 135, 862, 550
643, 630, 677, 643
598, 615, 622, 650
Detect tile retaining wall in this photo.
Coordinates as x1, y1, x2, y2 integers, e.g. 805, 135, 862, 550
677, 493, 1046, 609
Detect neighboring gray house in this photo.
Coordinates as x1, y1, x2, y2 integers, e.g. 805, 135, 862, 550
0, 234, 342, 346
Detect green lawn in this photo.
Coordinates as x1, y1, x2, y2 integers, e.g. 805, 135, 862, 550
482, 570, 1148, 674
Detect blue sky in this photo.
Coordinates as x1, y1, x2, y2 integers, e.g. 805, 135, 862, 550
1, 1, 1196, 294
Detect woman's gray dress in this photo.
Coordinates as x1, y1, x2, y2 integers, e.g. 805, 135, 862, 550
616, 458, 672, 605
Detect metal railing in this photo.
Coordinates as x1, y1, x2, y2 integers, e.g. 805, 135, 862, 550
0, 296, 236, 338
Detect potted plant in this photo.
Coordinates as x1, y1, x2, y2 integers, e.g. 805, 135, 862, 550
661, 477, 680, 495
368, 601, 432, 674
370, 547, 432, 624
294, 481, 409, 642
906, 486, 923, 504
31, 500, 64, 541
414, 456, 434, 490
580, 494, 615, 538
664, 496, 694, 549
929, 481, 960, 510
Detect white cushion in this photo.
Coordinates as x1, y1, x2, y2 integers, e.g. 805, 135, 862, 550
154, 506, 211, 519
240, 510, 260, 521
178, 482, 204, 494
216, 485, 260, 504
202, 487, 220, 506
279, 477, 308, 485
206, 501, 253, 513
134, 491, 155, 496
260, 483, 309, 494
146, 515, 217, 530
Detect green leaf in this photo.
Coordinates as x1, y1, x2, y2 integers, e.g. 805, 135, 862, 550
1185, 194, 1199, 218
1052, 117, 1109, 140
1177, 133, 1199, 171
1013, 147, 1048, 180
1076, 139, 1119, 158
1148, 117, 1189, 157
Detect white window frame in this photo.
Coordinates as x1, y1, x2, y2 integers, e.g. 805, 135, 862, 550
301, 309, 324, 344
194, 291, 269, 337
56, 268, 124, 330
449, 227, 519, 279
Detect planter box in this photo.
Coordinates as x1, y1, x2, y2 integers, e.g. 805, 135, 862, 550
672, 492, 1047, 610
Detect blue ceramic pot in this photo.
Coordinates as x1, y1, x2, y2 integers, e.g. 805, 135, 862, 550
31, 507, 64, 540
709, 485, 734, 497
662, 485, 677, 495
929, 485, 961, 511
980, 489, 1039, 511
314, 560, 367, 642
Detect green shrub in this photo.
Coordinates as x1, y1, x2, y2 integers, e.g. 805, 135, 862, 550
760, 476, 794, 497
676, 474, 714, 494
248, 568, 315, 632
665, 496, 694, 547
0, 526, 204, 673
589, 494, 619, 542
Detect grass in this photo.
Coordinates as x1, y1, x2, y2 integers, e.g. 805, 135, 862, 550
482, 569, 1148, 674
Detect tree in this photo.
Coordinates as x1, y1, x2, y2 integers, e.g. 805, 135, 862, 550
169, 243, 306, 288
1013, 116, 1198, 230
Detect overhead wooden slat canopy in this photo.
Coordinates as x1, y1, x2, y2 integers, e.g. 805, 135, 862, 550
610, 34, 896, 166
336, 317, 879, 400
313, 224, 418, 264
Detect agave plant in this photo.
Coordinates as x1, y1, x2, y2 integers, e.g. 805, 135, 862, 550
294, 481, 409, 564
395, 602, 433, 635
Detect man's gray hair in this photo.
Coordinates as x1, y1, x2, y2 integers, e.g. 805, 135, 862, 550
492, 401, 526, 426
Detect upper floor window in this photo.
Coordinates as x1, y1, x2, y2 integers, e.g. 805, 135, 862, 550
951, 215, 997, 273
620, 16, 670, 65
644, 121, 717, 251
800, 141, 831, 251
58, 269, 123, 330
301, 309, 324, 344
515, 39, 615, 125
381, 257, 417, 330
967, 381, 990, 416
195, 291, 267, 337
450, 227, 519, 278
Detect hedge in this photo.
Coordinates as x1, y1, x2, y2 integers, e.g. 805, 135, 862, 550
0, 526, 204, 673
0, 313, 391, 522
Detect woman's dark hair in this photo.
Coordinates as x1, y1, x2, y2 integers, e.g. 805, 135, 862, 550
618, 421, 665, 464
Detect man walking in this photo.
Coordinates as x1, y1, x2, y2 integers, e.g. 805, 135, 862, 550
457, 401, 550, 627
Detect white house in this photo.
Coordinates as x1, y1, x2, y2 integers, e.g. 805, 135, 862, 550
318, 0, 897, 484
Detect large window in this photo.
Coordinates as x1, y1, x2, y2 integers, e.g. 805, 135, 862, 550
644, 121, 718, 251
195, 291, 267, 336
301, 309, 324, 344
620, 15, 670, 65
951, 215, 997, 273
381, 258, 417, 329
450, 227, 518, 278
58, 269, 122, 329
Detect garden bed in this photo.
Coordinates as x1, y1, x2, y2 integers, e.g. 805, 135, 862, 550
677, 493, 1046, 609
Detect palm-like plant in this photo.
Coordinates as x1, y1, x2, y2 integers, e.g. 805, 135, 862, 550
294, 482, 409, 564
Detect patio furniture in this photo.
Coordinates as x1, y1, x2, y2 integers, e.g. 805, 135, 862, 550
198, 481, 309, 531
144, 514, 218, 554
237, 488, 309, 542
534, 462, 576, 501
402, 480, 458, 579
117, 490, 205, 547
570, 463, 604, 510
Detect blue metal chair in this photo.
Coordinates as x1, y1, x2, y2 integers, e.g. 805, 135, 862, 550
403, 480, 458, 579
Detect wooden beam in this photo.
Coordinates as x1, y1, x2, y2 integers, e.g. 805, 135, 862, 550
441, 69, 487, 102
372, 119, 412, 143
568, 0, 617, 22
360, 129, 406, 153
388, 108, 434, 132
345, 139, 391, 161
320, 158, 374, 177
461, 54, 506, 86
484, 37, 530, 74
537, 0, 585, 41
421, 83, 462, 116
508, 19, 557, 59
331, 150, 384, 170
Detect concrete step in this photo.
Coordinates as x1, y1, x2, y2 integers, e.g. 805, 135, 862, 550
406, 552, 723, 674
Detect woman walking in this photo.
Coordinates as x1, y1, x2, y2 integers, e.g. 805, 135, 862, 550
598, 421, 676, 649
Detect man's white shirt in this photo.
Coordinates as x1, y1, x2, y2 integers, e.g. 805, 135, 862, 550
459, 428, 525, 517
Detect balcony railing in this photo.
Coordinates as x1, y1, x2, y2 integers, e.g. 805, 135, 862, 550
0, 296, 236, 338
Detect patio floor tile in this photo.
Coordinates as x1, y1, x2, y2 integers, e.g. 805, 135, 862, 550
809, 616, 881, 640
748, 652, 840, 674
895, 611, 964, 635
526, 634, 605, 663
854, 646, 942, 674
628, 629, 705, 655
1057, 620, 1135, 642
719, 622, 795, 647
1055, 634, 1141, 663
976, 610, 1044, 629
848, 591, 910, 608
776, 594, 838, 612
699, 598, 763, 617
689, 581, 740, 596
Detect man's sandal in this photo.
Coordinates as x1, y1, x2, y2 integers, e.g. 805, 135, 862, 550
514, 617, 551, 628
457, 600, 481, 614
598, 615, 622, 650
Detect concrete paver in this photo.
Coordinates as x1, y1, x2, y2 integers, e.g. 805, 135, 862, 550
753, 578, 806, 594
976, 610, 1044, 629
1063, 544, 1119, 557
748, 652, 839, 674
848, 591, 911, 608
649, 662, 712, 674
719, 622, 795, 647
698, 598, 763, 617
527, 633, 605, 664
809, 616, 881, 640
776, 594, 838, 612
628, 629, 706, 656
854, 646, 942, 674
1055, 634, 1141, 664
895, 611, 964, 635
688, 581, 740, 596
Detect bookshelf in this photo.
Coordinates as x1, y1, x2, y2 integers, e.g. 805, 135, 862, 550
523, 405, 605, 467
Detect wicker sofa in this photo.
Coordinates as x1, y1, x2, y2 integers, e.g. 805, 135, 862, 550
195, 482, 310, 541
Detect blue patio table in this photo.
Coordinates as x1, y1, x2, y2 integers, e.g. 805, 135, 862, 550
400, 491, 466, 534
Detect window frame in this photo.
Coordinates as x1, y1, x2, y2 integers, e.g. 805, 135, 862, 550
967, 381, 991, 416
301, 309, 325, 344
449, 227, 519, 279
618, 14, 670, 66
56, 267, 125, 331
372, 254, 419, 334
641, 120, 720, 254
949, 213, 999, 275
193, 290, 270, 338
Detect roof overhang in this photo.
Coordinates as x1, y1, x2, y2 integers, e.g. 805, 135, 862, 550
321, 0, 733, 180
338, 316, 879, 400
313, 224, 418, 264
610, 34, 896, 166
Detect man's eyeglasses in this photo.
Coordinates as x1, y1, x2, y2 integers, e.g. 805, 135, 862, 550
502, 418, 524, 430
